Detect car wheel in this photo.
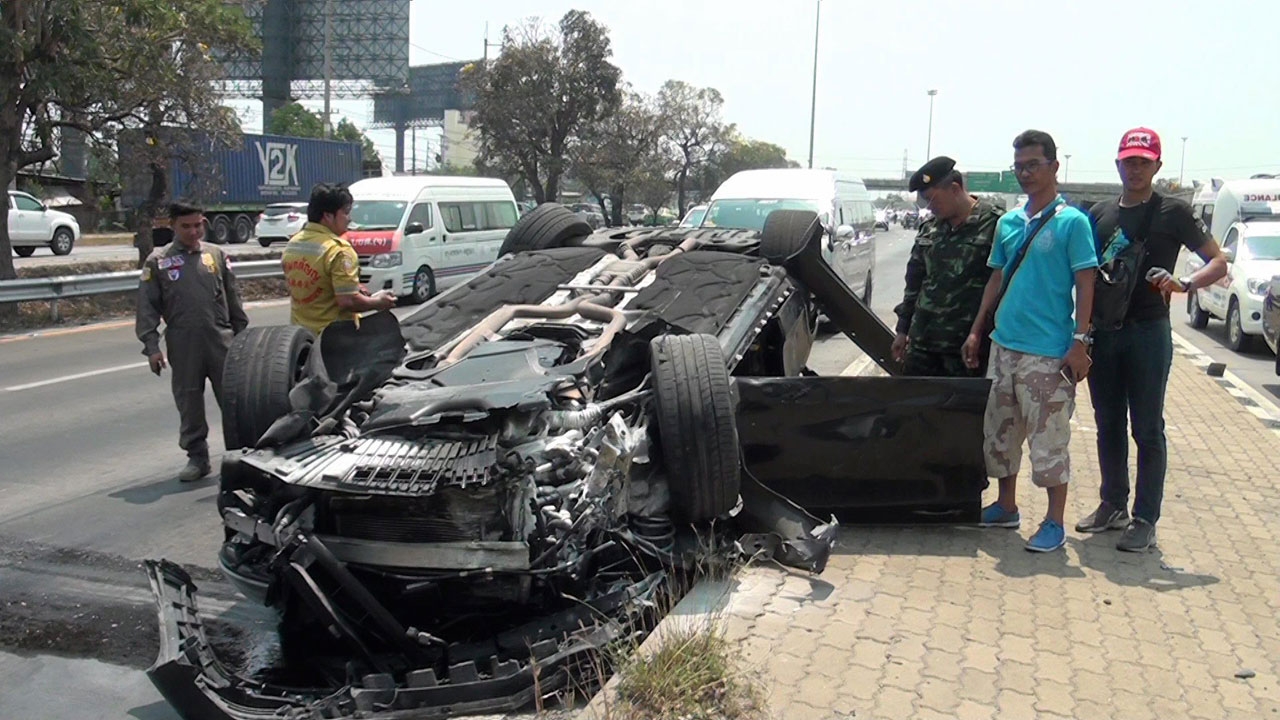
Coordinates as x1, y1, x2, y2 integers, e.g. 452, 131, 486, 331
760, 208, 822, 264
211, 215, 232, 244
1227, 299, 1253, 352
405, 266, 435, 305
862, 269, 874, 305
1188, 291, 1210, 329
221, 325, 315, 450
258, 237, 273, 247
13, 246, 35, 257
498, 203, 593, 256
50, 228, 74, 256
232, 214, 254, 244
650, 333, 741, 523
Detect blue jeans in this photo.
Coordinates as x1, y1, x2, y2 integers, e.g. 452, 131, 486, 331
1086, 317, 1174, 524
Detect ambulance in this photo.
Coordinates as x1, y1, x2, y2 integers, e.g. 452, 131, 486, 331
1185, 177, 1280, 351
345, 176, 519, 304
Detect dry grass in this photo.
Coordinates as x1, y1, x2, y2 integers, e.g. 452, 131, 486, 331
612, 616, 765, 720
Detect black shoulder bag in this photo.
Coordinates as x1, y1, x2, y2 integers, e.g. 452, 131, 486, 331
987, 206, 1060, 337
1093, 194, 1162, 331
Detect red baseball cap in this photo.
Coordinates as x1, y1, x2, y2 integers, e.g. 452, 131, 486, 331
1117, 127, 1162, 161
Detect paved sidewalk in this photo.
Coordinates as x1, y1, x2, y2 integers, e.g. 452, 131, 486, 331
711, 353, 1280, 719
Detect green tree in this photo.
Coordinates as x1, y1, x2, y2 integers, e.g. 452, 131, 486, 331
694, 132, 798, 198
657, 80, 728, 217
569, 90, 666, 226
0, 0, 257, 278
461, 10, 622, 204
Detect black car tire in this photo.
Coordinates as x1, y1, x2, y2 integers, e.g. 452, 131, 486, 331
1227, 299, 1253, 352
1187, 291, 1210, 329
258, 237, 273, 247
211, 215, 232, 244
760, 209, 821, 265
13, 246, 35, 257
222, 325, 315, 450
650, 333, 741, 523
405, 265, 435, 305
498, 203, 593, 257
50, 228, 74, 255
232, 214, 254, 244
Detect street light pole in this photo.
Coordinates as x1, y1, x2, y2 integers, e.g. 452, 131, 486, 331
1064, 154, 1072, 182
925, 89, 937, 159
1180, 136, 1189, 187
807, 0, 821, 169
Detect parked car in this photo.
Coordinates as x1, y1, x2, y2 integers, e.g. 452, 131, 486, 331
143, 203, 987, 720
7, 190, 80, 256
1262, 277, 1280, 372
252, 202, 309, 246
1186, 218, 1280, 351
679, 203, 708, 227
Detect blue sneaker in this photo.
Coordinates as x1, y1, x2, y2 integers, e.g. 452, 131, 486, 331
1025, 520, 1066, 552
979, 502, 1020, 528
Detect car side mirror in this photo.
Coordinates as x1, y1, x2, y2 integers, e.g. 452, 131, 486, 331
405, 222, 425, 235
1223, 246, 1236, 263
835, 224, 856, 241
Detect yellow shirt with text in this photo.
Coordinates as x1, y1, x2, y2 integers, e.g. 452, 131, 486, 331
281, 222, 361, 335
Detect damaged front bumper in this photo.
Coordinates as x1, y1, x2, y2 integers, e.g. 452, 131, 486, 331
144, 559, 657, 720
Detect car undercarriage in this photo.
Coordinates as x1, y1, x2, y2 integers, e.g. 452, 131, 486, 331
144, 206, 990, 719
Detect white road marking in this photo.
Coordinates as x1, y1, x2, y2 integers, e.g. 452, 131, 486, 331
3, 361, 150, 392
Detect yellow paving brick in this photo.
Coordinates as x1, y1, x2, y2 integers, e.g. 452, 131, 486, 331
954, 698, 997, 720
849, 639, 891, 671
1032, 679, 1076, 716
886, 632, 927, 664
808, 645, 853, 679
793, 673, 840, 709
997, 634, 1037, 665
921, 649, 963, 683
997, 662, 1038, 695
917, 677, 962, 714
870, 686, 918, 719
958, 667, 999, 705
879, 658, 925, 692
1070, 669, 1114, 705
996, 688, 1039, 720
837, 663, 882, 702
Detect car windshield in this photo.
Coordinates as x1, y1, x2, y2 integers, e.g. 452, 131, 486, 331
349, 200, 407, 230
682, 207, 707, 226
1245, 236, 1280, 260
703, 199, 823, 231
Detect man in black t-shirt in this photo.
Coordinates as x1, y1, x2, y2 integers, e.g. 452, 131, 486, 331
1078, 128, 1228, 551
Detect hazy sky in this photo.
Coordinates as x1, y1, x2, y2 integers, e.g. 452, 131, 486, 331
231, 0, 1278, 186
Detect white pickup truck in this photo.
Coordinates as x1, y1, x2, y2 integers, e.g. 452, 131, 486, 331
7, 190, 81, 256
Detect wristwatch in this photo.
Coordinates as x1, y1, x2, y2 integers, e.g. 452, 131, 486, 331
1179, 276, 1194, 292
1072, 332, 1093, 346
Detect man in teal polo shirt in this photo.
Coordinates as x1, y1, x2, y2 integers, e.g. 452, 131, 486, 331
961, 129, 1098, 552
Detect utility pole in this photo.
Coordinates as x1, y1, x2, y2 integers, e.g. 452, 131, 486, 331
902, 148, 909, 179
411, 127, 417, 176
1180, 136, 1189, 187
323, 0, 333, 139
1064, 154, 1072, 182
925, 89, 938, 160
807, 0, 820, 169
483, 23, 502, 62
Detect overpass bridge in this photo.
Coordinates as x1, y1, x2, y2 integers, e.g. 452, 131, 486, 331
864, 177, 1125, 205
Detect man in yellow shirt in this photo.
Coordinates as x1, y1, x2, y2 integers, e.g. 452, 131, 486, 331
282, 184, 396, 335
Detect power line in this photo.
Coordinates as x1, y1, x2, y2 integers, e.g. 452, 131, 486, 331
410, 42, 461, 62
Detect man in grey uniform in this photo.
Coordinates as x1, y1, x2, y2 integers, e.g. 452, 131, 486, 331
136, 202, 248, 481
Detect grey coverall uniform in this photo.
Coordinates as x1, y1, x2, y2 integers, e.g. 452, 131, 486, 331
136, 242, 248, 462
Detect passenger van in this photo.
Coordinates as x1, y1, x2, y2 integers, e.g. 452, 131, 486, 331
702, 169, 877, 302
345, 176, 519, 304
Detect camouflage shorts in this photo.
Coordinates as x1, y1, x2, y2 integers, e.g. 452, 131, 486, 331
983, 344, 1075, 488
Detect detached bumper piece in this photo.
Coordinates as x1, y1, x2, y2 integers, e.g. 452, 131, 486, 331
144, 560, 652, 720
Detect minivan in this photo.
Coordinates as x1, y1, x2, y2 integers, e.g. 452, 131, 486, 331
345, 176, 519, 304
701, 169, 877, 303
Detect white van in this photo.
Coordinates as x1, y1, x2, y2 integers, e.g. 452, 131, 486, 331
345, 176, 519, 304
1184, 177, 1280, 350
702, 169, 877, 302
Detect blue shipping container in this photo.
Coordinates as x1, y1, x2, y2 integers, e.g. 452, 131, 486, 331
120, 130, 364, 209
171, 133, 364, 207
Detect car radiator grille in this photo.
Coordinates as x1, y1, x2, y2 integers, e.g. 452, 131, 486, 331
262, 434, 500, 496
324, 488, 511, 544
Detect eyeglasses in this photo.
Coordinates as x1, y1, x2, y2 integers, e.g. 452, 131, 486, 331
1011, 160, 1051, 175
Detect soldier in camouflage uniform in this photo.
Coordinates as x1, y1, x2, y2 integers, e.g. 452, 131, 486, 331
892, 157, 1004, 376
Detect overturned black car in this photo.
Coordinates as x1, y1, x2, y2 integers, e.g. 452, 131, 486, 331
144, 205, 990, 719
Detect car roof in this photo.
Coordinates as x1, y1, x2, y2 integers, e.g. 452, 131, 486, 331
350, 176, 512, 197
709, 169, 865, 201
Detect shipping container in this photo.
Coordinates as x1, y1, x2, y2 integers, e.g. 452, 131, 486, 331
120, 129, 364, 244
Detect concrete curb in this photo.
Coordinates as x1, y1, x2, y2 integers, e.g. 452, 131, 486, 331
1169, 331, 1280, 437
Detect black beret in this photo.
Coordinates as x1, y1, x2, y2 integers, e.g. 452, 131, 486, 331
909, 156, 957, 192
